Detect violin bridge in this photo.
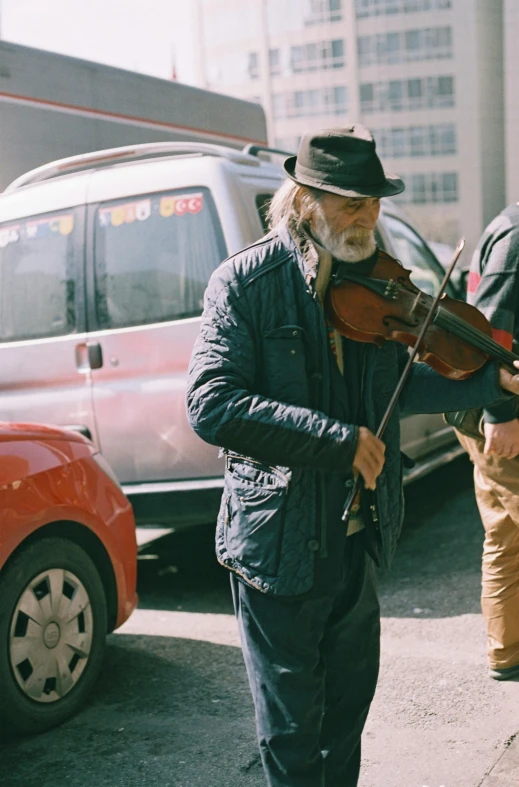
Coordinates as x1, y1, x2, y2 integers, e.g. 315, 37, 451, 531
410, 291, 422, 313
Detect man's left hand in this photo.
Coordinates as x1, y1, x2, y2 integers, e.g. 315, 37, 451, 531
484, 419, 519, 458
498, 360, 519, 395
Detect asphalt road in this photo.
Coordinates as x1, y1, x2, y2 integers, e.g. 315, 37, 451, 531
1, 456, 519, 787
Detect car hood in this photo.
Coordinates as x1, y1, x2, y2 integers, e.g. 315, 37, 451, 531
0, 422, 90, 444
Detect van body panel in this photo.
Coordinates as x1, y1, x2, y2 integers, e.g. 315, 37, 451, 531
0, 332, 98, 443
86, 319, 221, 483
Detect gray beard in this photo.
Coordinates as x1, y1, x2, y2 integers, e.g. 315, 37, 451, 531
311, 211, 377, 263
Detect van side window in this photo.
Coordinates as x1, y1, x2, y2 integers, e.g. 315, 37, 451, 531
94, 188, 226, 329
0, 209, 79, 342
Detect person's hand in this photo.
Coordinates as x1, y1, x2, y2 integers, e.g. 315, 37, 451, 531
353, 427, 385, 491
499, 360, 519, 394
484, 419, 519, 458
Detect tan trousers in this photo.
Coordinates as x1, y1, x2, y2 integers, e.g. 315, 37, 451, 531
455, 429, 519, 669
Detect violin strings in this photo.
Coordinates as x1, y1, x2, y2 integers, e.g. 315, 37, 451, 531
437, 308, 512, 360
435, 307, 518, 366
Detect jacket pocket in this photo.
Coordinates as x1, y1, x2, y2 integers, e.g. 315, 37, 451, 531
223, 454, 289, 577
262, 325, 309, 406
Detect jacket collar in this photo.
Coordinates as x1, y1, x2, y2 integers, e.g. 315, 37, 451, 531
275, 222, 319, 293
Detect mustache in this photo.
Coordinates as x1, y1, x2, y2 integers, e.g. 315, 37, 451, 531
339, 226, 374, 243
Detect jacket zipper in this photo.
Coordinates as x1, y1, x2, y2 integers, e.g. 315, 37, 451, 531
312, 289, 330, 559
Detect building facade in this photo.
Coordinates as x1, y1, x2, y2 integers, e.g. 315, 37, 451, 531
192, 0, 505, 252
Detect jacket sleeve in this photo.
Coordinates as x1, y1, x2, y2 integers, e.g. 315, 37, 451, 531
186, 277, 358, 474
397, 341, 512, 416
467, 231, 519, 423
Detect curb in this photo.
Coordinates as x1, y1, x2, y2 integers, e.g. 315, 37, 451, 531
479, 735, 519, 786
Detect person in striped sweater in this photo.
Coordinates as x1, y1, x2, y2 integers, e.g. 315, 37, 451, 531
455, 202, 519, 681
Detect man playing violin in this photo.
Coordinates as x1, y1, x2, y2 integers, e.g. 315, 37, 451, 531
454, 204, 519, 682
186, 126, 519, 787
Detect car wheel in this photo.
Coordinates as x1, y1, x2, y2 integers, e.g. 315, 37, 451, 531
0, 536, 108, 735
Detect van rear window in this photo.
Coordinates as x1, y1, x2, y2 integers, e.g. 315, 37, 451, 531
94, 187, 226, 329
0, 209, 80, 342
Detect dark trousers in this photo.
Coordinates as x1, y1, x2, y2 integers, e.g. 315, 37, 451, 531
230, 531, 380, 787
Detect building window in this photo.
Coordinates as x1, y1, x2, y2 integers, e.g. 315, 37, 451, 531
357, 26, 452, 66
269, 48, 281, 76
305, 0, 342, 25
441, 172, 458, 202
373, 124, 457, 157
360, 75, 454, 113
355, 0, 451, 17
291, 38, 345, 72
248, 52, 259, 80
394, 172, 458, 204
273, 86, 348, 119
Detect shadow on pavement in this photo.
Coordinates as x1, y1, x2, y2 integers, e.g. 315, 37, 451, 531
380, 454, 483, 618
136, 522, 234, 615
0, 635, 263, 787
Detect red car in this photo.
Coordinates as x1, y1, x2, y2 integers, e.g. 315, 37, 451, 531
0, 423, 138, 734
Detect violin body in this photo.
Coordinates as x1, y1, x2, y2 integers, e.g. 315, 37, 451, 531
325, 250, 501, 381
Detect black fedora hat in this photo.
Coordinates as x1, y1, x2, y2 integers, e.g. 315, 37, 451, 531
283, 125, 405, 199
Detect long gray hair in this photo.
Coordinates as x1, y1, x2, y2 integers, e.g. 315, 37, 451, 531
266, 179, 323, 233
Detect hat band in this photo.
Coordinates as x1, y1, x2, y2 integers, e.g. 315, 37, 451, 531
295, 160, 386, 188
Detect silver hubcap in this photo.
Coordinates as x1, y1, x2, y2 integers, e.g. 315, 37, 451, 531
9, 568, 93, 703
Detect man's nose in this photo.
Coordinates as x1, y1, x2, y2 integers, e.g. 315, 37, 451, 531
355, 201, 380, 229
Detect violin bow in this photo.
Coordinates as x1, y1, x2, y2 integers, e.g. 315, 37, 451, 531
342, 236, 466, 525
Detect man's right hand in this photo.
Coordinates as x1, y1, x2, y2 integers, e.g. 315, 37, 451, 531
353, 426, 386, 490
484, 419, 519, 458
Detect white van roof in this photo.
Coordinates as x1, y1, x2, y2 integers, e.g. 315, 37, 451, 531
0, 142, 289, 221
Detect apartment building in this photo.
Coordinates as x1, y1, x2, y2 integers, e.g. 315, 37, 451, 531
192, 0, 504, 251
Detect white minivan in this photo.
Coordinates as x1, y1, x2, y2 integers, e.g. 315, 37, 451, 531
0, 142, 464, 528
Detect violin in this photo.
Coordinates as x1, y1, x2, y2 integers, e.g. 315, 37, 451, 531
329, 239, 519, 561
325, 248, 519, 379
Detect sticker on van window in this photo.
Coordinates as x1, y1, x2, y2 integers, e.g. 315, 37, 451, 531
0, 226, 20, 248
98, 199, 152, 228
159, 193, 204, 217
24, 214, 74, 240
98, 193, 204, 229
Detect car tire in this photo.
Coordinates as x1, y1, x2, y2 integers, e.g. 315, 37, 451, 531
0, 536, 108, 735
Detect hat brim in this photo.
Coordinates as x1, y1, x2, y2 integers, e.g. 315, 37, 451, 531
283, 155, 405, 198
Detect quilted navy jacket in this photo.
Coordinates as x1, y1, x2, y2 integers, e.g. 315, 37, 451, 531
186, 224, 508, 597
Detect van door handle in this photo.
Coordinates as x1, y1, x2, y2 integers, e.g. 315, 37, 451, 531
87, 342, 103, 370
75, 342, 103, 372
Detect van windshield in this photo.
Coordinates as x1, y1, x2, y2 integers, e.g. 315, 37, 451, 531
94, 187, 226, 330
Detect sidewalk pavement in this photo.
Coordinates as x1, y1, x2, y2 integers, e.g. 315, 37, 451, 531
358, 459, 519, 787
479, 735, 519, 786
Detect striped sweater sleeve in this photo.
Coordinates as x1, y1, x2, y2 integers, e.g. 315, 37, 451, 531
467, 213, 519, 423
